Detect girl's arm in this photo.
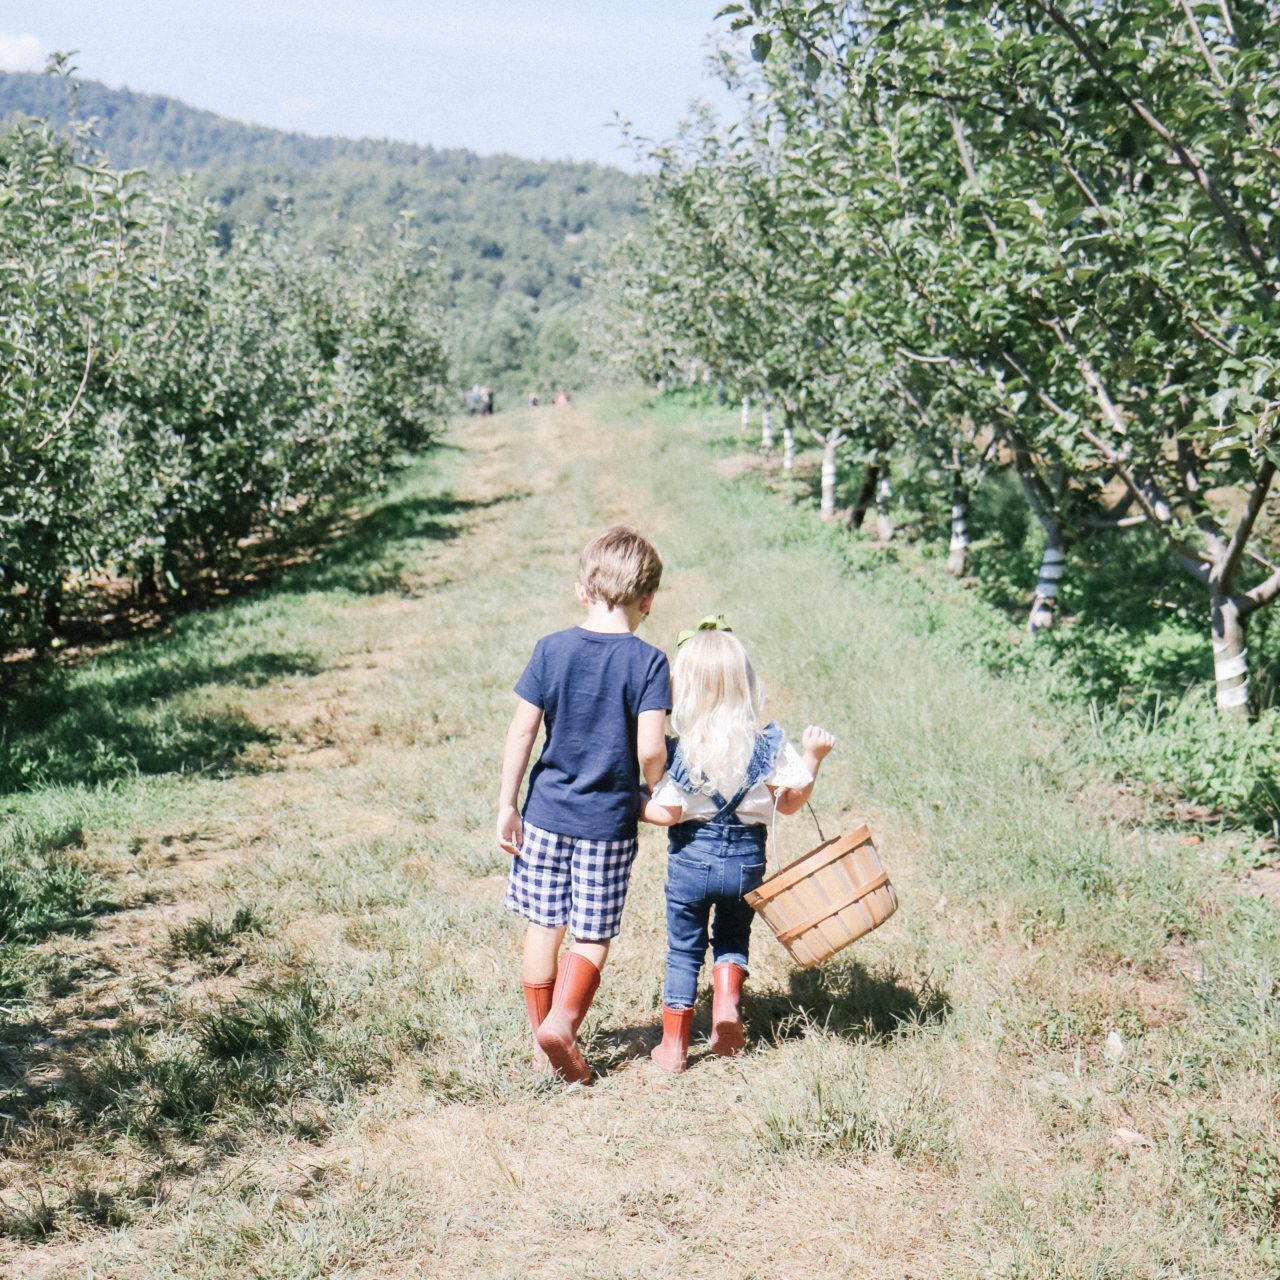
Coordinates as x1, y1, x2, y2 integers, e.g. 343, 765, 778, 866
496, 697, 543, 854
640, 792, 684, 826
773, 725, 836, 815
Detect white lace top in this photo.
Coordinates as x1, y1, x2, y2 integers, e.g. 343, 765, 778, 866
651, 736, 813, 826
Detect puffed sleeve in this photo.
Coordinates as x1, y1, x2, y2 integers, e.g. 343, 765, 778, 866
766, 738, 813, 789
650, 773, 686, 812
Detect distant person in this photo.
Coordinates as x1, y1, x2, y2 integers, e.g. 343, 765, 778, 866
482, 386, 494, 415
554, 389, 570, 406
496, 527, 670, 1084
641, 623, 835, 1072
528, 391, 541, 408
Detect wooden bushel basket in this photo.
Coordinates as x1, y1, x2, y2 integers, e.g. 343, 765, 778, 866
745, 823, 897, 968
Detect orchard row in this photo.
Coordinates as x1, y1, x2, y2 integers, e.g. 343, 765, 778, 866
1, 110, 449, 655
609, 0, 1280, 718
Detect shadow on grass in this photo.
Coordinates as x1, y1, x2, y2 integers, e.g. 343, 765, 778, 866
752, 957, 950, 1044
0, 486, 529, 799
278, 490, 506, 597
0, 649, 311, 795
597, 954, 950, 1075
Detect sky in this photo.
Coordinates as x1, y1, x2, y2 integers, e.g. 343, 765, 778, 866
0, 1, 739, 168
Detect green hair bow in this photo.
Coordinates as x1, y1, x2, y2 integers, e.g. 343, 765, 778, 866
676, 614, 733, 648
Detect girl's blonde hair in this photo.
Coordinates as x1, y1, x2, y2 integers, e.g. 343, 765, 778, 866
671, 630, 765, 797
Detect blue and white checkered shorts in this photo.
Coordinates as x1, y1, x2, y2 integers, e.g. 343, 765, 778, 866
505, 821, 640, 941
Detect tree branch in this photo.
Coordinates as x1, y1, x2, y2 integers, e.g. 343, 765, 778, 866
1026, 0, 1275, 291
1243, 566, 1280, 616
1215, 456, 1277, 595
35, 323, 94, 452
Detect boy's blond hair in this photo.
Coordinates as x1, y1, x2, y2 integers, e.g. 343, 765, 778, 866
577, 526, 663, 608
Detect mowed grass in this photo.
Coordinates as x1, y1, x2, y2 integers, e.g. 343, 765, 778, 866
0, 391, 1276, 1278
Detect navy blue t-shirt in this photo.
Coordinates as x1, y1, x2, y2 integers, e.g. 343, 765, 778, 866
516, 627, 672, 841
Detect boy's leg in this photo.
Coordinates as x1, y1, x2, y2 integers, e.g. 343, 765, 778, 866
537, 834, 637, 1083
566, 939, 609, 970
506, 824, 573, 1068
522, 923, 564, 1071
523, 922, 566, 984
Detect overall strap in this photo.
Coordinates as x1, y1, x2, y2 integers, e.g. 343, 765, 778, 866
705, 778, 755, 826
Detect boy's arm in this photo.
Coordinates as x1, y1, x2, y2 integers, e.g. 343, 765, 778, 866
496, 697, 543, 855
636, 708, 668, 792
774, 725, 836, 816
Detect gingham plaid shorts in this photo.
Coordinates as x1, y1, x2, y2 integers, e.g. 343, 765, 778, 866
505, 821, 640, 941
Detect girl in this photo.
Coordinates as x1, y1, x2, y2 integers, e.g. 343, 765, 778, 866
643, 624, 834, 1072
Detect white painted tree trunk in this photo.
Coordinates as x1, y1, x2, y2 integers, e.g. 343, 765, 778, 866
1028, 538, 1066, 634
947, 482, 969, 577
741, 393, 751, 435
760, 398, 774, 451
875, 471, 894, 542
782, 419, 795, 473
1211, 595, 1250, 720
820, 433, 839, 520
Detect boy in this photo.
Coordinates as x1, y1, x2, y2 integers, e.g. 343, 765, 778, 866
496, 526, 670, 1084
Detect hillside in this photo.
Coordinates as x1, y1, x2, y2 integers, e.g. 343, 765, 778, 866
0, 70, 641, 389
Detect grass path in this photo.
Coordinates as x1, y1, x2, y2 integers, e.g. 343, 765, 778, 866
2, 393, 1274, 1278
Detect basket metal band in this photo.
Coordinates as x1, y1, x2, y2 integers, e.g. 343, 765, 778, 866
772, 871, 891, 945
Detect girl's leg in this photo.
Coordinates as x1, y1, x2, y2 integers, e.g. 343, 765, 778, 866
663, 887, 712, 1009
709, 893, 754, 973
709, 893, 757, 1057
653, 891, 708, 1072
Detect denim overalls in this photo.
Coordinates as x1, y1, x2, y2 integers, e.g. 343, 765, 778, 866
662, 723, 784, 1009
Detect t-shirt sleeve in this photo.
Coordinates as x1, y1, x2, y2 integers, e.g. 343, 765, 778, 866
639, 650, 672, 714
766, 737, 813, 789
513, 639, 545, 708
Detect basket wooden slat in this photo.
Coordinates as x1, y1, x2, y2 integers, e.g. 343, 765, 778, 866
746, 824, 897, 968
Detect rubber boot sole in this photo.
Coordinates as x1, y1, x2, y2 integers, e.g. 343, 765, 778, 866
536, 1013, 592, 1084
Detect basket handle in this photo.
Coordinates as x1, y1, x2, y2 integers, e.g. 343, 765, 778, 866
768, 793, 826, 871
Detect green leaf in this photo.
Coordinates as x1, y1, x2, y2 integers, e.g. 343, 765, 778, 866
804, 52, 821, 83
751, 32, 773, 62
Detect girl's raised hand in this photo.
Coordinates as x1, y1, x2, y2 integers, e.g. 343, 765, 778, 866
802, 725, 836, 760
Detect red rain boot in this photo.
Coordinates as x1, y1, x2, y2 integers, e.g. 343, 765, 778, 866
709, 962, 747, 1057
523, 977, 555, 1071
535, 952, 601, 1084
650, 1006, 694, 1073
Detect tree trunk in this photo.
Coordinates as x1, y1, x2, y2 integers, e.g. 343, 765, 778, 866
782, 419, 795, 474
1028, 534, 1066, 634
656, 375, 667, 394
741, 393, 751, 436
41, 579, 62, 637
820, 433, 839, 520
947, 478, 969, 577
716, 378, 726, 405
760, 398, 774, 451
875, 471, 895, 542
1211, 593, 1251, 720
851, 463, 879, 530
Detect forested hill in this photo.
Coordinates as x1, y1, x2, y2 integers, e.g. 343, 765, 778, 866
0, 71, 641, 389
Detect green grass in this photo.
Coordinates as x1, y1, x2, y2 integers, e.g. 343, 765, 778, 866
0, 391, 1275, 1278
